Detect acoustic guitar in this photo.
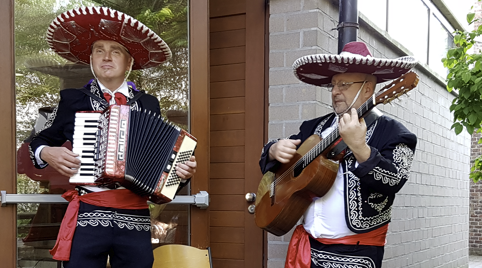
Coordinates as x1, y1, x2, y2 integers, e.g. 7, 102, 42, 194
254, 71, 419, 236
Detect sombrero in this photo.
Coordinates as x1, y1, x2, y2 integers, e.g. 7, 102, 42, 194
293, 42, 417, 86
46, 7, 171, 70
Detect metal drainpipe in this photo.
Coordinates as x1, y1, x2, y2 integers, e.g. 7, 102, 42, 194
337, 0, 359, 53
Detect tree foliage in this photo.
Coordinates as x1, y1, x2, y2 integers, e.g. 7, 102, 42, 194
442, 1, 482, 182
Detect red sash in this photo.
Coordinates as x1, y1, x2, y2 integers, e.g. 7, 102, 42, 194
50, 189, 148, 261
284, 224, 388, 268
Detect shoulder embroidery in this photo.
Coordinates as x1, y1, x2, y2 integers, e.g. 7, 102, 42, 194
370, 143, 414, 186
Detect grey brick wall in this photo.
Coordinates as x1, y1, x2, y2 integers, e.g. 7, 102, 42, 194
267, 0, 471, 267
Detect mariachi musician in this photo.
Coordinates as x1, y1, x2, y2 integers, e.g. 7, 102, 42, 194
259, 41, 417, 268
29, 7, 197, 268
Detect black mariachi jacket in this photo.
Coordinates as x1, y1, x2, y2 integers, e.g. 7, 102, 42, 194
29, 80, 160, 169
259, 112, 417, 233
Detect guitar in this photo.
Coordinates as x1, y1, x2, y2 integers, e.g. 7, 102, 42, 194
254, 71, 419, 236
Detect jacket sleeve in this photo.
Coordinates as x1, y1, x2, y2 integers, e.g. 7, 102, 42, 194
28, 90, 76, 169
350, 119, 417, 195
258, 125, 308, 174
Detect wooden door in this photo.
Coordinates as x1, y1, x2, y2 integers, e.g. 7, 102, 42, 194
0, 1, 16, 267
208, 0, 266, 267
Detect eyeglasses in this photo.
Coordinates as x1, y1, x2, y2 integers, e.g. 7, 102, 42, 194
326, 81, 366, 92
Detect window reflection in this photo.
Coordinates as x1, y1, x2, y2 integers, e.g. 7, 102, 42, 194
359, 0, 387, 31
429, 14, 453, 77
15, 0, 190, 267
388, 0, 429, 64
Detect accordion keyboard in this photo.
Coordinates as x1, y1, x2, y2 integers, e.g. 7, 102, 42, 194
70, 112, 101, 184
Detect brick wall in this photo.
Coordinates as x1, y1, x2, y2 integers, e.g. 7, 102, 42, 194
470, 132, 482, 255
267, 0, 471, 267
470, 0, 482, 257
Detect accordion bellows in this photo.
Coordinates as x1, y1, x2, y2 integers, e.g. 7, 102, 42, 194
70, 105, 197, 204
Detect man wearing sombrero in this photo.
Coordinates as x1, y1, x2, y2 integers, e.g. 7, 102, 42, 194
259, 41, 418, 268
29, 7, 197, 268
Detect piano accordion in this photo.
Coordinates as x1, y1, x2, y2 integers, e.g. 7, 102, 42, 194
70, 105, 197, 204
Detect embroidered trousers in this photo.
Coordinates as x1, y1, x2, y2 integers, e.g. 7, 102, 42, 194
63, 202, 153, 268
309, 236, 384, 268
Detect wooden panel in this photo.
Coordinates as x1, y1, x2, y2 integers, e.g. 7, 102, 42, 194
211, 130, 245, 147
211, 114, 245, 131
210, 146, 245, 162
210, 195, 245, 211
211, 243, 244, 259
210, 29, 246, 49
211, 80, 245, 99
211, 46, 246, 66
210, 0, 246, 18
244, 1, 267, 267
210, 211, 244, 227
0, 1, 16, 267
189, 0, 210, 248
212, 259, 245, 268
211, 227, 245, 243
209, 179, 245, 195
210, 97, 245, 115
210, 163, 245, 179
210, 14, 246, 33
211, 63, 245, 82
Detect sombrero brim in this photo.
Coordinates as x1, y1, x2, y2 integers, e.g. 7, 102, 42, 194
293, 54, 417, 86
46, 7, 171, 70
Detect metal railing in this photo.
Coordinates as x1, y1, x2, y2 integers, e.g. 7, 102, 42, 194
0, 190, 209, 209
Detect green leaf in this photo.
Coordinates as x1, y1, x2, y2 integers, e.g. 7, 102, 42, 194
469, 113, 478, 125
462, 71, 471, 83
467, 125, 475, 135
468, 13, 476, 24
452, 123, 463, 135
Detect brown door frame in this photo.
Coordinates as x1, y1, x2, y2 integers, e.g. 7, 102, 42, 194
0, 0, 17, 267
245, 0, 266, 267
189, 0, 210, 248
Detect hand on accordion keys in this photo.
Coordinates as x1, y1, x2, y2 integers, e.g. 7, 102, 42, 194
174, 155, 197, 181
40, 146, 81, 177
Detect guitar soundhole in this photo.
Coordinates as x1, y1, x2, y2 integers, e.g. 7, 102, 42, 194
293, 163, 304, 177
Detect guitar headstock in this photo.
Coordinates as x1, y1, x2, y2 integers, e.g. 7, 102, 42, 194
375, 71, 419, 105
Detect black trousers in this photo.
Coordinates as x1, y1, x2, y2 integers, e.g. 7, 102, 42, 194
63, 202, 153, 268
309, 236, 385, 268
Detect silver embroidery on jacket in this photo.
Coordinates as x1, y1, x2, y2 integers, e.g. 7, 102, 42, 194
311, 249, 375, 268
370, 143, 414, 186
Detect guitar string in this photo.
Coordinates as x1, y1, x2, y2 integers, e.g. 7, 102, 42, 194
272, 96, 374, 187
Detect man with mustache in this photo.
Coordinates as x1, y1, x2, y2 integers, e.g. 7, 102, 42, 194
259, 41, 418, 268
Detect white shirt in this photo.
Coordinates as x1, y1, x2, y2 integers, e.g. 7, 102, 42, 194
302, 117, 357, 239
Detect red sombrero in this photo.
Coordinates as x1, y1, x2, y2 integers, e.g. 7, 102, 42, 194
293, 42, 417, 86
46, 7, 171, 70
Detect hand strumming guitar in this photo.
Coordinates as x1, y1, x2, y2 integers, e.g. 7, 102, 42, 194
268, 139, 301, 163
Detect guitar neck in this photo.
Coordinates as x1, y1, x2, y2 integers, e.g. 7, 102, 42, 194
301, 96, 376, 167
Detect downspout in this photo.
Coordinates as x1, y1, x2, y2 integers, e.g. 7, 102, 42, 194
337, 0, 359, 53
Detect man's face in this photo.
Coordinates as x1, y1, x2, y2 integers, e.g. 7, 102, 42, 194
91, 40, 132, 83
331, 73, 373, 114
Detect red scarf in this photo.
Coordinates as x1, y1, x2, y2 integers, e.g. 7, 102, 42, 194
49, 189, 148, 261
284, 224, 388, 268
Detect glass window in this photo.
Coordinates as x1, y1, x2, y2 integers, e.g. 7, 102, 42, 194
15, 0, 190, 267
388, 0, 429, 64
429, 14, 453, 78
359, 0, 387, 31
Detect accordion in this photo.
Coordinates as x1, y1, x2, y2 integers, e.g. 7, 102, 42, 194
70, 105, 197, 204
